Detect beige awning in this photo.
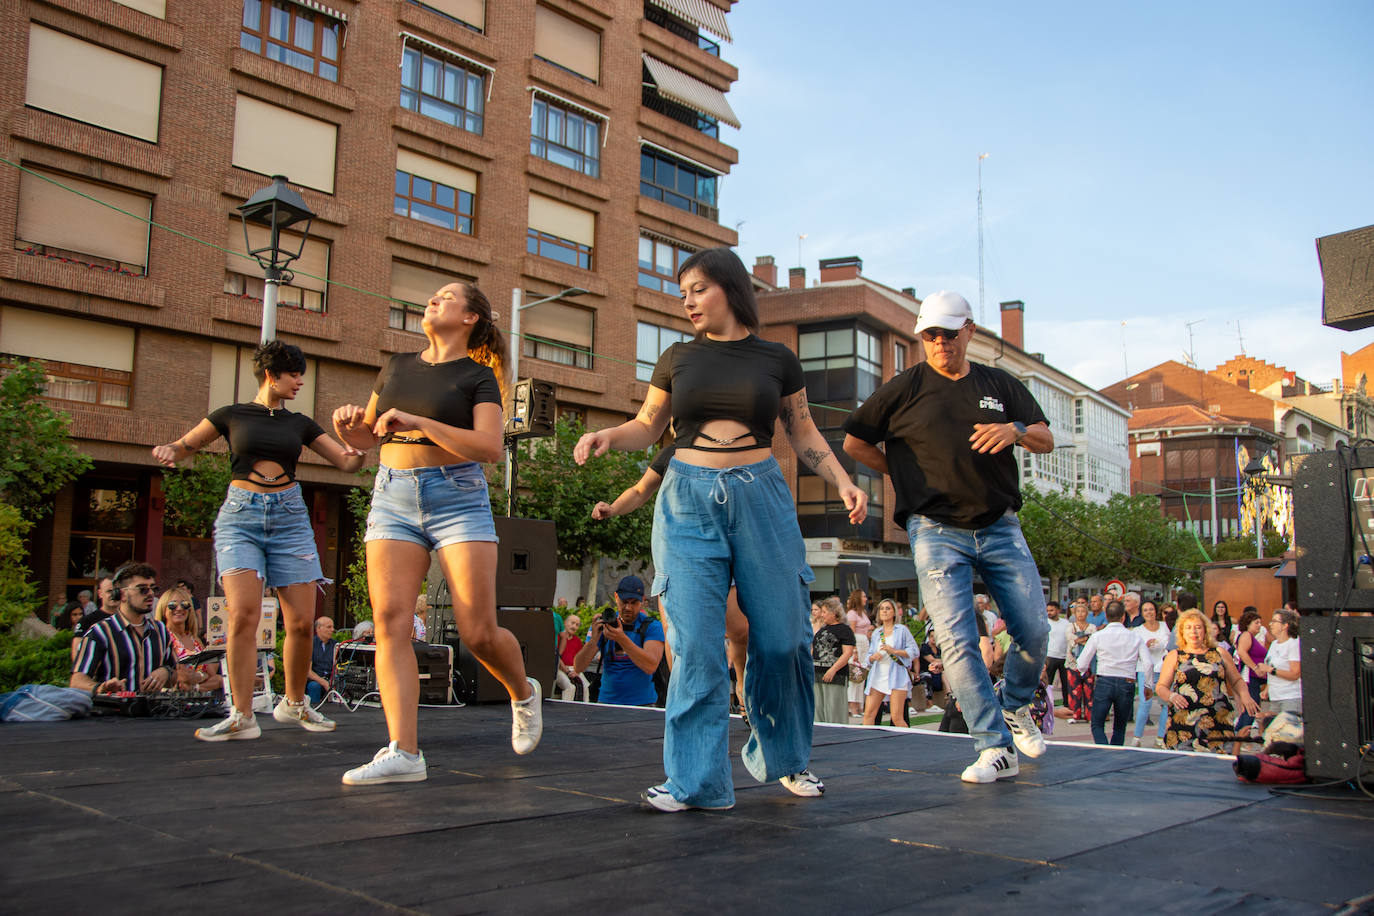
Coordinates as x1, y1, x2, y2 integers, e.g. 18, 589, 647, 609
641, 54, 739, 129
647, 0, 731, 41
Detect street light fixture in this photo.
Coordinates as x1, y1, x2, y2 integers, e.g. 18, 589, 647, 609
237, 175, 315, 345
504, 286, 587, 514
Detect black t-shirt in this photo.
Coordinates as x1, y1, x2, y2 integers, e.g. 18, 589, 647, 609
649, 335, 804, 453
843, 361, 1047, 529
373, 353, 502, 444
648, 443, 675, 478
73, 609, 111, 637
812, 622, 855, 678
208, 403, 326, 486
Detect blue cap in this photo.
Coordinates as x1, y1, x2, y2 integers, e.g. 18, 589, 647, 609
615, 575, 645, 601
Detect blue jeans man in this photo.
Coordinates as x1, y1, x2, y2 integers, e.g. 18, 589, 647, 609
1092, 675, 1136, 745
908, 511, 1050, 757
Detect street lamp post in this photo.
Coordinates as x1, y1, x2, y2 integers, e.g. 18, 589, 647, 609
504, 286, 587, 512
237, 175, 315, 345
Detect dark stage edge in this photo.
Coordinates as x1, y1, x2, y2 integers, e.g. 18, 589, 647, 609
2, 702, 1371, 915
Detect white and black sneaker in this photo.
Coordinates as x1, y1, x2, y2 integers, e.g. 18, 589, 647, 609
1002, 704, 1046, 758
779, 769, 825, 797
641, 784, 734, 813
961, 746, 1019, 783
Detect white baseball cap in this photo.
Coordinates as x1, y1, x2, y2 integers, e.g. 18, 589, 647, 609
914, 290, 974, 334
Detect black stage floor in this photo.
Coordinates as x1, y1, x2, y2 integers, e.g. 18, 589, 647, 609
2, 700, 1371, 915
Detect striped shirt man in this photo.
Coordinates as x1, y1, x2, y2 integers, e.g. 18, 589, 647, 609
73, 613, 178, 692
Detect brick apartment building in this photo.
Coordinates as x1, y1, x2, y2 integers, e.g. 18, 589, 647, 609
752, 256, 1130, 600
1101, 358, 1348, 541
0, 0, 739, 616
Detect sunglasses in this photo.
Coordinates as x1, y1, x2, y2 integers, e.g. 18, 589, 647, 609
166, 601, 193, 611
920, 326, 963, 342
130, 583, 159, 595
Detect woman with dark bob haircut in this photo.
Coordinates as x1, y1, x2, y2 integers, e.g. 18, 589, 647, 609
154, 340, 365, 741
575, 247, 869, 812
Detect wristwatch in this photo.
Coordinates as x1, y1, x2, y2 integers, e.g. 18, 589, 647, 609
1011, 421, 1027, 443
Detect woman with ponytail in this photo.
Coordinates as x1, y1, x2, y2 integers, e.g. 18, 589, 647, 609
332, 281, 542, 785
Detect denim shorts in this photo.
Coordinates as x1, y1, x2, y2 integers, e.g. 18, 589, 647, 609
213, 485, 325, 588
365, 463, 497, 550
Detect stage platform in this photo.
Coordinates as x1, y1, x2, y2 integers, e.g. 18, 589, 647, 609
1, 700, 1370, 914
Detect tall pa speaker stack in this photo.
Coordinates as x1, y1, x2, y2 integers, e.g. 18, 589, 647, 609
446, 517, 557, 703
1292, 449, 1374, 778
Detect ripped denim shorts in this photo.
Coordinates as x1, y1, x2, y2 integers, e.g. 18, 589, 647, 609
212, 484, 326, 588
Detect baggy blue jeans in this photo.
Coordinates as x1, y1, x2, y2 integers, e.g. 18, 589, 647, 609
908, 511, 1049, 753
652, 457, 815, 808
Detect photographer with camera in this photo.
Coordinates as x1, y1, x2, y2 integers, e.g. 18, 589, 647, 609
573, 576, 664, 707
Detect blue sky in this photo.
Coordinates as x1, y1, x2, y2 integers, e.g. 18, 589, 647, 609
715, 1, 1374, 389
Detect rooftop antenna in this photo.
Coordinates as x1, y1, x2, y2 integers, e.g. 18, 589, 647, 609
1121, 321, 1128, 377
1235, 319, 1246, 355
797, 232, 807, 268
978, 153, 989, 325
1185, 318, 1205, 367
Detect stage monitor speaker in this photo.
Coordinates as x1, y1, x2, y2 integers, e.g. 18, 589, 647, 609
1293, 448, 1374, 611
335, 642, 453, 705
1318, 225, 1374, 331
504, 379, 556, 439
493, 516, 557, 608
1300, 614, 1374, 780
452, 609, 555, 703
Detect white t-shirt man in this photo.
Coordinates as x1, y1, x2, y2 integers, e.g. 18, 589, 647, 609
1046, 616, 1069, 660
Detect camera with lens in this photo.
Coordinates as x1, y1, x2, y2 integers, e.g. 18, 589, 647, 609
600, 608, 620, 628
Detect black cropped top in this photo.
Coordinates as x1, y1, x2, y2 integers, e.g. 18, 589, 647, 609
648, 335, 805, 452
207, 403, 326, 487
372, 353, 501, 446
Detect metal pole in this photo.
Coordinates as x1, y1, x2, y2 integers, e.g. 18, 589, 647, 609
505, 288, 522, 504
1209, 477, 1218, 545
260, 272, 280, 345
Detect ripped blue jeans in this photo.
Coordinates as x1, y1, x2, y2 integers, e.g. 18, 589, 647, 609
908, 511, 1049, 753
652, 456, 815, 808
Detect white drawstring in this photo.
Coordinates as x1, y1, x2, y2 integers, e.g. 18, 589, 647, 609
710, 467, 756, 504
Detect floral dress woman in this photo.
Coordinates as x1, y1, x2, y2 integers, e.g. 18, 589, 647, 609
1163, 647, 1237, 751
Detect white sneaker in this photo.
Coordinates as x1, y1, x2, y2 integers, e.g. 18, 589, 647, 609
272, 697, 336, 732
961, 746, 1019, 783
195, 709, 260, 742
1002, 705, 1046, 758
779, 769, 825, 797
342, 741, 427, 785
641, 784, 734, 812
1127, 736, 1141, 747
511, 676, 543, 755
1154, 737, 1166, 749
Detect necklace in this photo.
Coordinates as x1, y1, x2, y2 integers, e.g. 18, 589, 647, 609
253, 397, 278, 417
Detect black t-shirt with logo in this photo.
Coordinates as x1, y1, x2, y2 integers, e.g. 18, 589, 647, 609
812, 622, 856, 680
843, 361, 1047, 530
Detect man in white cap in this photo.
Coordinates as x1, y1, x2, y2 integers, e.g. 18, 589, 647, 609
842, 291, 1054, 784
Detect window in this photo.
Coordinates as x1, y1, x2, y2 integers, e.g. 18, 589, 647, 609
893, 342, 906, 373
527, 194, 595, 270
533, 5, 600, 83
16, 167, 152, 276
395, 150, 476, 234
638, 234, 694, 295
643, 1, 719, 55
400, 44, 486, 135
388, 261, 458, 332
1074, 397, 1085, 434
232, 94, 338, 193
530, 95, 601, 178
522, 301, 594, 370
223, 220, 330, 313
798, 323, 881, 404
411, 0, 484, 32
25, 24, 163, 142
0, 307, 135, 408
640, 147, 718, 221
240, 0, 343, 82
208, 343, 316, 413
636, 321, 691, 381
797, 471, 883, 540
1149, 381, 1164, 402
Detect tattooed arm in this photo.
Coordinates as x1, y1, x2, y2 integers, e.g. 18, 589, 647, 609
152, 419, 220, 468
779, 388, 868, 525
574, 386, 672, 464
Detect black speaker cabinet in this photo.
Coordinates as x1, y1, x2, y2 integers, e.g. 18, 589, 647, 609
505, 379, 556, 439
1293, 448, 1374, 611
493, 516, 557, 608
334, 642, 453, 705
1300, 614, 1374, 779
1317, 225, 1374, 331
452, 609, 555, 703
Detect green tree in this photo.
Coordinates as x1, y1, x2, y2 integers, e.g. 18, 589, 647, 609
161, 452, 232, 537
0, 362, 93, 521
503, 415, 654, 576
1098, 492, 1201, 587
1019, 485, 1104, 599
341, 469, 376, 624
0, 502, 70, 690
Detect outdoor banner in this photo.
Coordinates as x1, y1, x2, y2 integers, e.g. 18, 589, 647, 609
204, 596, 279, 649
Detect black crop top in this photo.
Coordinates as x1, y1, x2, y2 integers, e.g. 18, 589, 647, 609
648, 443, 675, 478
649, 336, 805, 452
207, 403, 326, 487
372, 353, 501, 445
